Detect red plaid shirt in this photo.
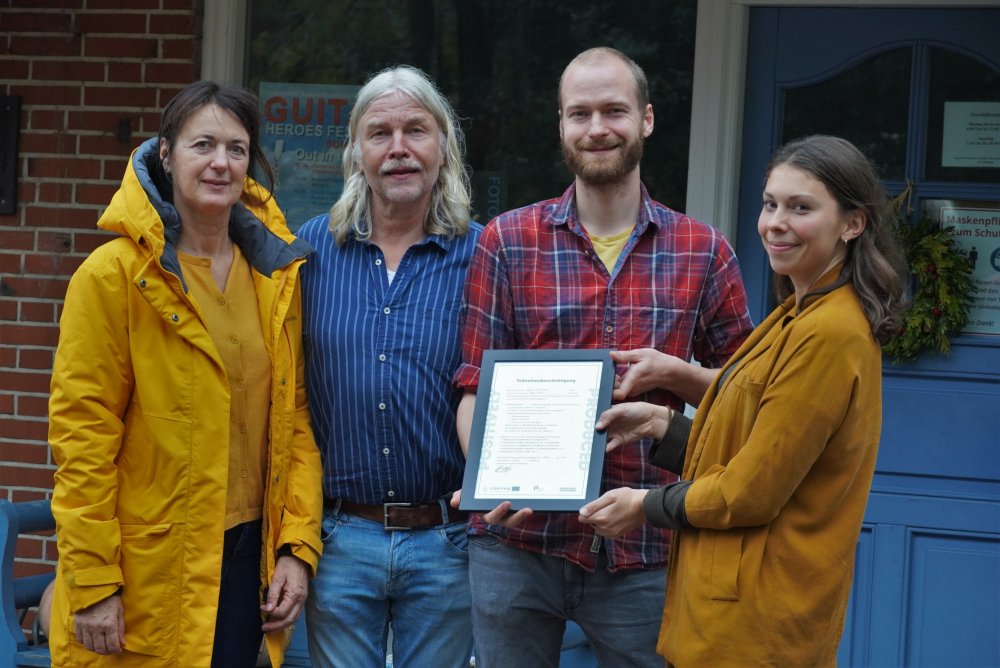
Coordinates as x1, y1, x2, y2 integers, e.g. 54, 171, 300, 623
454, 183, 752, 571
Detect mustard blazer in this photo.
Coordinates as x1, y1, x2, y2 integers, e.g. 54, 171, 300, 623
661, 276, 882, 667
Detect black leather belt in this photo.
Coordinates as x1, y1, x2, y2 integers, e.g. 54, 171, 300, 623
330, 498, 469, 530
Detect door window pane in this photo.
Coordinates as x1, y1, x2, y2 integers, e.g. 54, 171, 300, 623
925, 48, 1000, 184
781, 48, 911, 179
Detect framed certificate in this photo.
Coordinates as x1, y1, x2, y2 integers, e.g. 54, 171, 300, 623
459, 349, 614, 512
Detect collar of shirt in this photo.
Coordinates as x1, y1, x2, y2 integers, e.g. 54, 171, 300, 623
546, 182, 665, 239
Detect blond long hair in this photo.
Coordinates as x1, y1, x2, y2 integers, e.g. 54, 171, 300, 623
329, 65, 471, 244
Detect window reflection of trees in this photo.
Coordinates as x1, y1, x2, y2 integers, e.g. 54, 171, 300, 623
247, 0, 697, 221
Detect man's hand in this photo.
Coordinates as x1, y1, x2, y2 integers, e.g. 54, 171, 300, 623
578, 488, 649, 538
450, 489, 533, 528
595, 401, 672, 451
74, 592, 125, 654
261, 554, 309, 632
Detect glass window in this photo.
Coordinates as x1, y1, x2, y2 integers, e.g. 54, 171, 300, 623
246, 0, 697, 226
924, 48, 1000, 184
781, 48, 911, 180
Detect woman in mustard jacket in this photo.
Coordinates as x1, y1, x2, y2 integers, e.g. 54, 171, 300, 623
579, 135, 908, 666
48, 81, 322, 667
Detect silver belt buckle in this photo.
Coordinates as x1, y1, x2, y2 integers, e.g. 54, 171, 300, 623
383, 502, 415, 531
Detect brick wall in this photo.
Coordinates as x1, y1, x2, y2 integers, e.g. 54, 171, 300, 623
0, 0, 202, 588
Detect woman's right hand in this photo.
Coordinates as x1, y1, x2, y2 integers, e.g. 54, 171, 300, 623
74, 593, 125, 655
595, 402, 672, 451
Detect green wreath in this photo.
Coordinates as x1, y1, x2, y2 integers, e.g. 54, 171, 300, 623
882, 217, 975, 363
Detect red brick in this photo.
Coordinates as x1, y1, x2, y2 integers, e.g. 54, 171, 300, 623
23, 253, 83, 276
108, 61, 142, 83
162, 37, 194, 61
75, 12, 147, 34
140, 112, 161, 134
18, 131, 77, 154
68, 110, 133, 132
0, 369, 55, 392
0, 297, 16, 320
28, 109, 66, 132
0, 345, 15, 366
12, 560, 55, 578
0, 229, 35, 251
18, 182, 37, 205
9, 34, 82, 58
0, 394, 12, 414
155, 13, 195, 35
18, 301, 56, 324
36, 232, 73, 253
0, 254, 20, 273
18, 347, 55, 370
32, 59, 105, 83
10, 488, 51, 504
74, 231, 114, 253
84, 84, 158, 108
84, 36, 158, 59
145, 61, 197, 86
0, 276, 68, 300
78, 134, 135, 158
26, 158, 100, 180
76, 183, 119, 206
0, 418, 49, 442
102, 156, 131, 180
12, 84, 81, 107
0, 59, 30, 81
1, 11, 73, 32
88, 0, 157, 8
17, 394, 50, 418
39, 182, 74, 203
24, 206, 100, 229
8, 0, 82, 9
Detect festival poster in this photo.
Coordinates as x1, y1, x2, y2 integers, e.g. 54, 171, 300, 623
940, 205, 1000, 335
259, 82, 360, 231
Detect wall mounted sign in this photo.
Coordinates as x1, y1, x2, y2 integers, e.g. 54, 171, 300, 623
259, 82, 360, 231
942, 101, 1000, 169
936, 202, 1000, 335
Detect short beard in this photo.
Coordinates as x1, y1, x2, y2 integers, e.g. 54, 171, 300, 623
562, 135, 644, 187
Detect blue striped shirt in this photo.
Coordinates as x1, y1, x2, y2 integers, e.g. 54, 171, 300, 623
298, 215, 483, 504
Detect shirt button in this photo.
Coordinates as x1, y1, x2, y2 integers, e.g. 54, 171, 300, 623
239, 424, 247, 434
231, 336, 239, 345
383, 448, 390, 455
378, 402, 386, 411
375, 258, 383, 266
241, 470, 248, 478
605, 325, 614, 333
218, 297, 226, 306
387, 490, 395, 498
237, 380, 245, 389
383, 307, 391, 315
171, 314, 179, 322
139, 279, 147, 288
378, 354, 386, 362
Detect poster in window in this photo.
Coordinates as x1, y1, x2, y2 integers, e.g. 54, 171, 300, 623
941, 102, 1000, 169
259, 82, 360, 231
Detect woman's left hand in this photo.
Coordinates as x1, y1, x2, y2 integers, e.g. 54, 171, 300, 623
578, 487, 650, 538
261, 554, 309, 632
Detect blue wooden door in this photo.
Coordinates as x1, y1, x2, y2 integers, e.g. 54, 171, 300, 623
739, 7, 1000, 667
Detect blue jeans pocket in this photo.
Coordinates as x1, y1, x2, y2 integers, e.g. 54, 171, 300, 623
320, 511, 342, 545
436, 522, 470, 555
469, 532, 501, 549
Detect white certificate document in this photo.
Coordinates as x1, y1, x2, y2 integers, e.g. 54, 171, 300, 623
474, 360, 604, 500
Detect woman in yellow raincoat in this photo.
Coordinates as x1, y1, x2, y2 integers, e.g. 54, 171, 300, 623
48, 81, 322, 667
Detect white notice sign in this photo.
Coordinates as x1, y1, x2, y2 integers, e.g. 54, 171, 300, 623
942, 207, 1000, 335
942, 102, 1000, 169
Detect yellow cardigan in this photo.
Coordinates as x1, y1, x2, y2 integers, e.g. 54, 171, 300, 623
662, 276, 882, 667
48, 139, 322, 667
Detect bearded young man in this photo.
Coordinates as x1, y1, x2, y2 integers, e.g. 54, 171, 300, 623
454, 47, 754, 667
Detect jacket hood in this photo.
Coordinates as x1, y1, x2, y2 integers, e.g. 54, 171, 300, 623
98, 137, 312, 290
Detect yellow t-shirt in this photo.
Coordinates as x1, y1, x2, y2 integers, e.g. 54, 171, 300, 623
180, 245, 271, 530
589, 225, 635, 274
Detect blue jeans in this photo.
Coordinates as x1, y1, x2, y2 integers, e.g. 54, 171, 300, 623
306, 504, 473, 668
469, 534, 665, 668
212, 519, 264, 667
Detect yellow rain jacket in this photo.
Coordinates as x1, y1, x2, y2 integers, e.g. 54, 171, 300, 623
48, 138, 323, 667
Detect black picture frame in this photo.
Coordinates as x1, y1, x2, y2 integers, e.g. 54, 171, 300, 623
460, 348, 614, 512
